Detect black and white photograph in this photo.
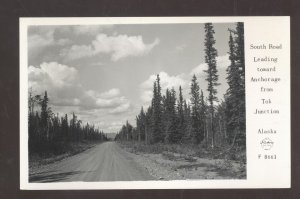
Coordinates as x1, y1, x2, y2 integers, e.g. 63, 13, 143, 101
26, 21, 246, 183
0, 0, 295, 197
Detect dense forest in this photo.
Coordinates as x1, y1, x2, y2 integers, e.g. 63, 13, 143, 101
28, 90, 108, 156
115, 23, 245, 152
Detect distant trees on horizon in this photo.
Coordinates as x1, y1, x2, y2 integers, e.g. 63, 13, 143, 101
116, 22, 245, 149
28, 90, 108, 155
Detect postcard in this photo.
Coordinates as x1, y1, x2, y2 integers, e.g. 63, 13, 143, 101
19, 17, 290, 189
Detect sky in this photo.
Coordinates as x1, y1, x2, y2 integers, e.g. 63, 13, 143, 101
28, 23, 237, 133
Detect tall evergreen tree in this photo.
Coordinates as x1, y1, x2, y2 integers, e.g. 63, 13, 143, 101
28, 90, 108, 155
225, 23, 246, 147
126, 120, 133, 140
204, 23, 220, 148
136, 107, 146, 142
166, 88, 180, 143
235, 22, 246, 147
190, 75, 204, 144
182, 100, 193, 143
177, 86, 185, 143
62, 114, 69, 141
151, 75, 164, 143
162, 88, 171, 143
40, 91, 49, 127
145, 106, 153, 144
216, 101, 227, 144
40, 91, 51, 141
70, 112, 77, 141
236, 22, 245, 80
199, 90, 207, 144
225, 32, 239, 143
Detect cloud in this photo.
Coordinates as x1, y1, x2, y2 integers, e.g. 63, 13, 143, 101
28, 30, 54, 53
28, 27, 71, 58
72, 25, 113, 35
109, 102, 131, 114
217, 54, 231, 68
60, 44, 94, 60
61, 33, 160, 62
93, 34, 160, 61
28, 62, 78, 89
70, 108, 135, 133
95, 96, 128, 109
56, 25, 113, 36
175, 44, 187, 51
95, 121, 125, 132
140, 71, 188, 104
28, 25, 113, 55
138, 58, 230, 107
190, 54, 230, 75
190, 63, 207, 76
140, 71, 187, 90
28, 62, 130, 112
100, 88, 121, 99
140, 90, 153, 104
56, 38, 71, 46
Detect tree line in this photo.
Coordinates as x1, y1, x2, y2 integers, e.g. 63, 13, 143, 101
115, 23, 245, 149
28, 90, 108, 155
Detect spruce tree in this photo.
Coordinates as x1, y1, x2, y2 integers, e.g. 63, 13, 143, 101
28, 90, 109, 154
136, 107, 146, 142
168, 88, 180, 143
190, 75, 203, 144
236, 22, 245, 80
204, 23, 220, 148
162, 88, 179, 143
145, 106, 153, 144
225, 32, 240, 144
199, 90, 206, 143
126, 121, 133, 140
177, 86, 185, 142
225, 23, 246, 147
162, 88, 171, 143
40, 91, 50, 141
40, 91, 49, 127
235, 22, 246, 147
70, 112, 77, 141
182, 100, 192, 143
151, 75, 164, 143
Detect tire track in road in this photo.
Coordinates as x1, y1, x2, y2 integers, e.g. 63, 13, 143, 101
30, 141, 153, 182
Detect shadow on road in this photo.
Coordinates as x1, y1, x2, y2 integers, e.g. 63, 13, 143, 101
29, 170, 91, 182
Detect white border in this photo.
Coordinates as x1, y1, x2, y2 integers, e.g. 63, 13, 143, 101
20, 17, 290, 189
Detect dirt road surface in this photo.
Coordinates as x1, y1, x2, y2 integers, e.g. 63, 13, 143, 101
30, 142, 153, 182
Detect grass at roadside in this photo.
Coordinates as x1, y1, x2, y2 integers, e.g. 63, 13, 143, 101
119, 141, 246, 162
118, 141, 246, 179
29, 141, 102, 172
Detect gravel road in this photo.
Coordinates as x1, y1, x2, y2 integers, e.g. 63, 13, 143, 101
30, 142, 153, 182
